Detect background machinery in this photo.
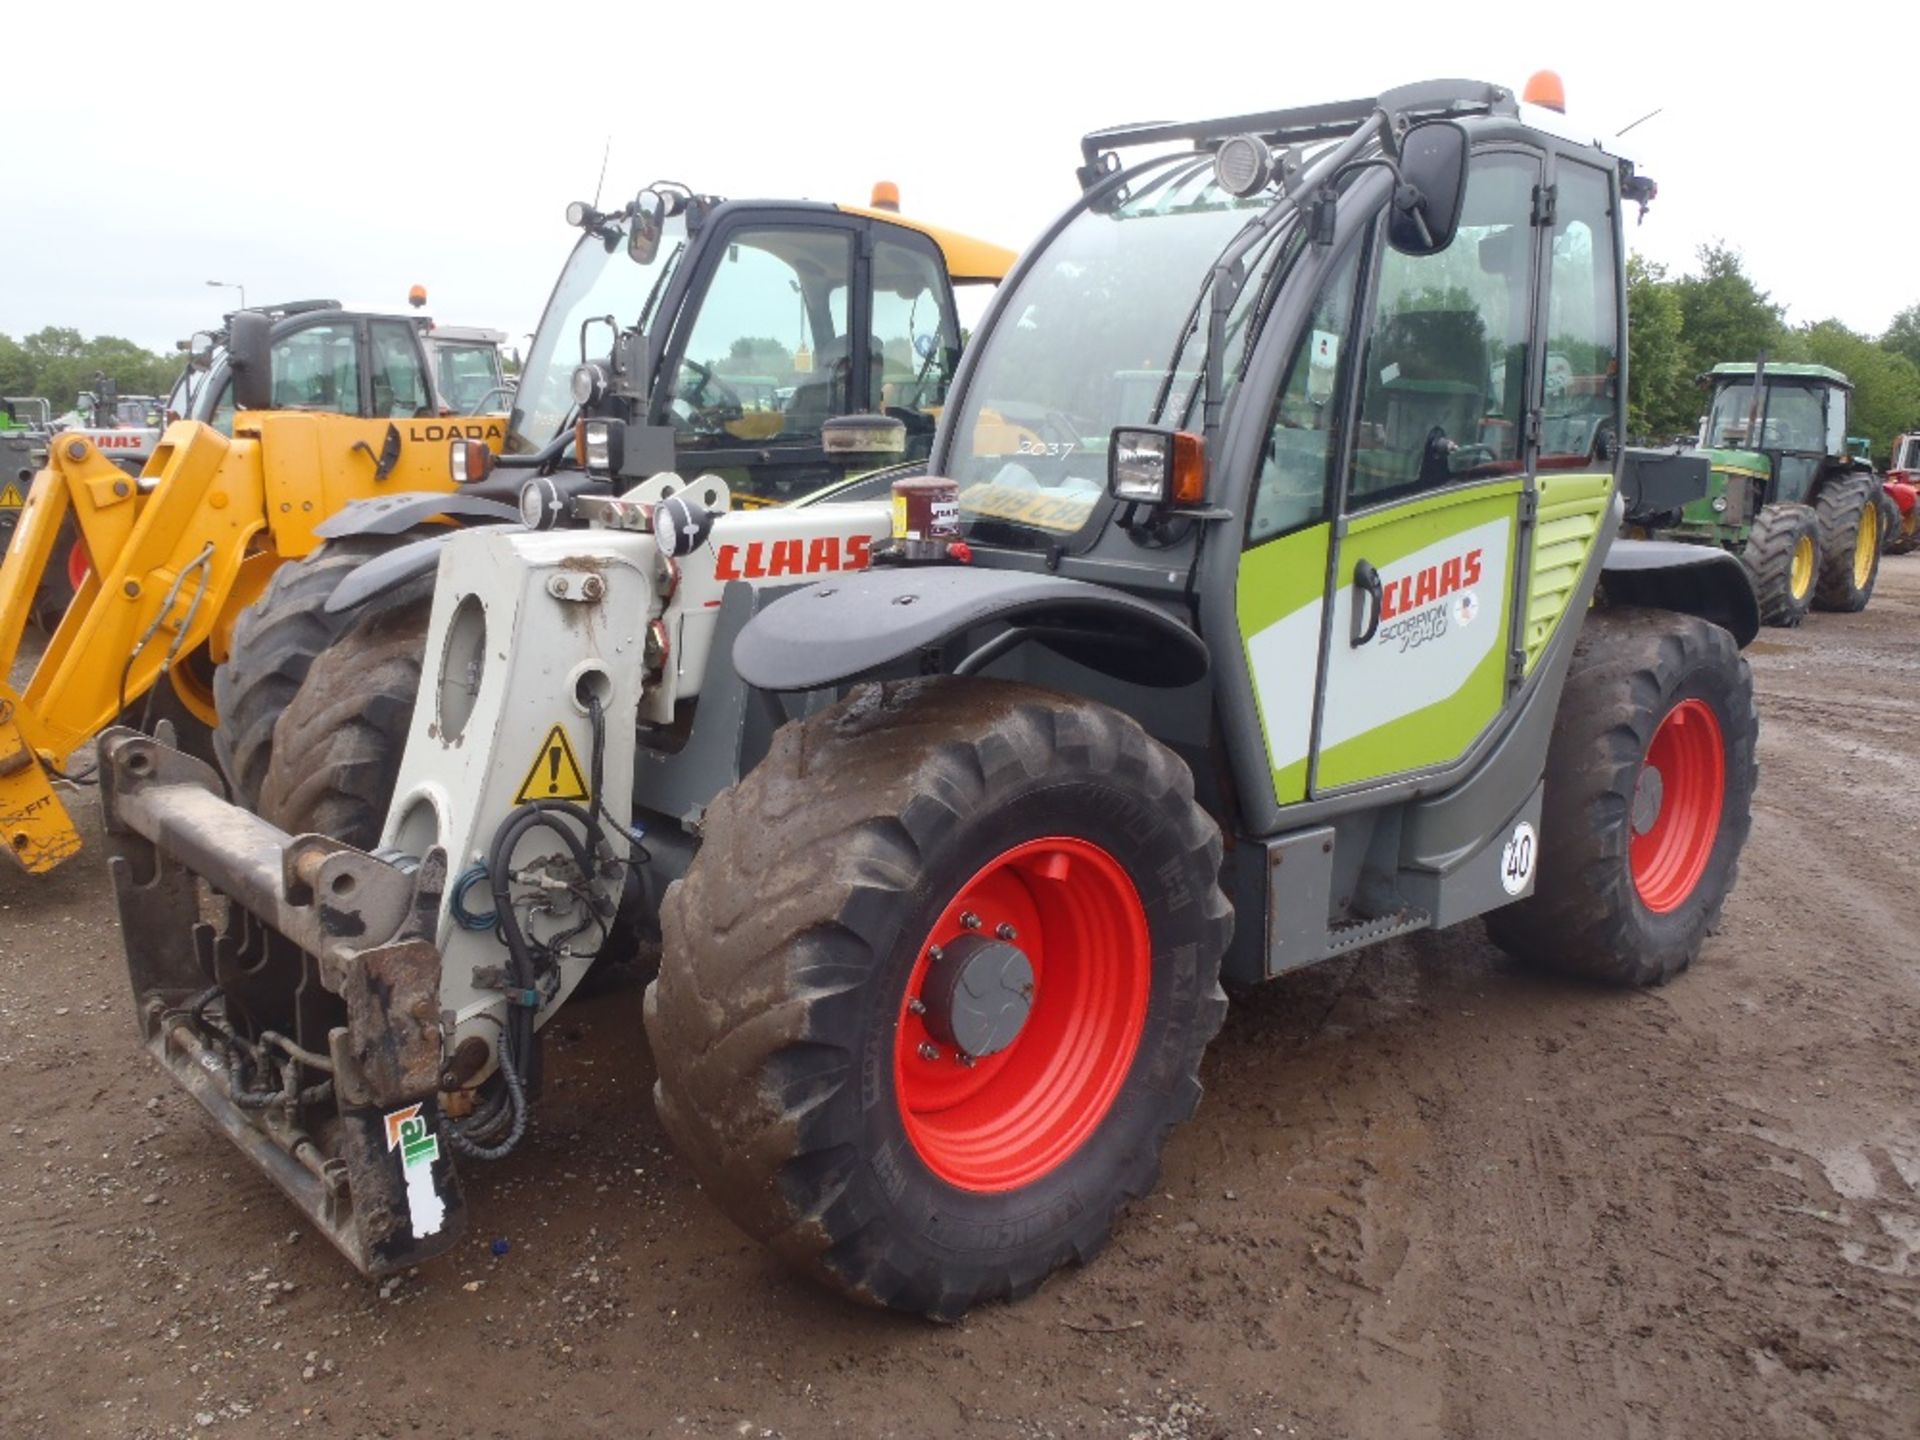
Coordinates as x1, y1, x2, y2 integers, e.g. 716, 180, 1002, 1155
0, 299, 508, 873
98, 80, 1760, 1320
1644, 361, 1884, 625
1883, 431, 1918, 554
203, 182, 1014, 844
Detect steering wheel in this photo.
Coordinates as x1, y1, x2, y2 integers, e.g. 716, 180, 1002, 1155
677, 359, 745, 427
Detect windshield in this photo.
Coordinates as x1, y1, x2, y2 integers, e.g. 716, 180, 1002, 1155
434, 342, 505, 414
943, 158, 1280, 548
1705, 379, 1826, 451
506, 214, 686, 454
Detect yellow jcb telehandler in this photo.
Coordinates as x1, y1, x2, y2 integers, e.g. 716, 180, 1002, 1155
0, 301, 509, 872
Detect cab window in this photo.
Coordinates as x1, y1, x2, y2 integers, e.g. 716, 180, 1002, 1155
270, 322, 361, 413
1247, 241, 1365, 543
869, 234, 957, 427
209, 380, 236, 436
436, 343, 504, 414
1540, 163, 1619, 470
1351, 152, 1539, 503
669, 227, 857, 446
370, 320, 432, 418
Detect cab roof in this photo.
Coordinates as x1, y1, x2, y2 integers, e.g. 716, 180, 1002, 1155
1709, 362, 1851, 388
835, 205, 1018, 284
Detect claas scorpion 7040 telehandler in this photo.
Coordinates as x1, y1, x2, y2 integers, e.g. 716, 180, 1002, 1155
99, 79, 1759, 1319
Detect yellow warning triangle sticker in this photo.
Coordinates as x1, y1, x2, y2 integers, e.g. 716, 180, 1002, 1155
0, 482, 24, 508
514, 723, 591, 804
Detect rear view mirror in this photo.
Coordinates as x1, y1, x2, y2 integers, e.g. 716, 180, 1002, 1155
629, 189, 666, 266
228, 311, 274, 412
1388, 121, 1469, 257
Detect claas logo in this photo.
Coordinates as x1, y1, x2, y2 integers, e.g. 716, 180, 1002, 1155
1380, 547, 1483, 621
714, 532, 873, 580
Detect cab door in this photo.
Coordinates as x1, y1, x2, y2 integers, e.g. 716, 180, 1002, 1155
1309, 149, 1545, 794
653, 217, 865, 505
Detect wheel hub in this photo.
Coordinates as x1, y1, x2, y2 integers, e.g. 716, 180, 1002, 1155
1631, 764, 1665, 835
921, 933, 1035, 1060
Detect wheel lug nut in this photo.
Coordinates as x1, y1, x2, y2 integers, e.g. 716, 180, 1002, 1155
927, 945, 943, 962
907, 997, 926, 1015
996, 923, 1017, 941
918, 1042, 940, 1061
960, 912, 981, 929
956, 1052, 976, 1068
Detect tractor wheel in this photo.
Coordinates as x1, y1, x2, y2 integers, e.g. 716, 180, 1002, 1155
1812, 475, 1881, 612
212, 537, 419, 811
646, 678, 1233, 1318
1878, 490, 1914, 556
255, 595, 428, 848
1485, 608, 1756, 987
1737, 502, 1818, 627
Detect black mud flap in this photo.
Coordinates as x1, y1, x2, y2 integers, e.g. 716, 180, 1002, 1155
99, 728, 464, 1275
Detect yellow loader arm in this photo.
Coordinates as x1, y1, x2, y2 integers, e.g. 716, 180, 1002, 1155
1, 412, 503, 874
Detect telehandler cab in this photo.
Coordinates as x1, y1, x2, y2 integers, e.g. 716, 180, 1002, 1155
0, 300, 509, 873
100, 79, 1760, 1319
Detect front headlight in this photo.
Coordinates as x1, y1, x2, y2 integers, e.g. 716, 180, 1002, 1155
574, 417, 623, 474
1108, 426, 1206, 506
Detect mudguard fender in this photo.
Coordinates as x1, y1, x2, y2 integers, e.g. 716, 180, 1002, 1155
1600, 539, 1760, 648
734, 565, 1208, 691
325, 533, 456, 615
312, 491, 519, 540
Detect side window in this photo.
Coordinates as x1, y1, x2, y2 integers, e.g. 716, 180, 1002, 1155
1540, 164, 1619, 469
670, 227, 856, 444
1247, 242, 1364, 543
1352, 152, 1539, 503
209, 379, 235, 436
370, 321, 432, 418
870, 235, 957, 423
436, 344, 503, 415
270, 323, 361, 414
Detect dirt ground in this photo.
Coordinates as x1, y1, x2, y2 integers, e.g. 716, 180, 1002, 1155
4, 559, 1918, 1440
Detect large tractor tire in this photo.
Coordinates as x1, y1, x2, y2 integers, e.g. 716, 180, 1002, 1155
646, 678, 1233, 1318
1487, 608, 1756, 987
1812, 474, 1881, 612
212, 537, 415, 811
1737, 502, 1818, 627
1880, 489, 1915, 556
254, 596, 429, 847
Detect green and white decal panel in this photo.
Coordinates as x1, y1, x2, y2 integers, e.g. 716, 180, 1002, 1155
1238, 480, 1522, 804
1317, 479, 1521, 790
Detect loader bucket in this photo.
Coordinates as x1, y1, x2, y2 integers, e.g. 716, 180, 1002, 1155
99, 728, 466, 1275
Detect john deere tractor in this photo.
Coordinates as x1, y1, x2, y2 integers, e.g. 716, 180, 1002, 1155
1650, 361, 1883, 625
96, 79, 1760, 1318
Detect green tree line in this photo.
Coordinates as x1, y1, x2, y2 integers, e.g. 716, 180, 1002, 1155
1629, 244, 1920, 459
0, 328, 180, 411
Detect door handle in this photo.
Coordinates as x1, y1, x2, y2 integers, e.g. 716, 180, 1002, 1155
1351, 558, 1383, 647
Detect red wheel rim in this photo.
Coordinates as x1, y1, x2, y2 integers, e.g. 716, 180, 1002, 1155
892, 836, 1150, 1193
66, 540, 90, 592
1630, 698, 1726, 913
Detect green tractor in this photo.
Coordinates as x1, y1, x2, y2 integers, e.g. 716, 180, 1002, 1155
1654, 361, 1882, 626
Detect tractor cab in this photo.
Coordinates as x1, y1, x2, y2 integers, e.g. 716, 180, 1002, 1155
486, 183, 1014, 509
1697, 363, 1856, 504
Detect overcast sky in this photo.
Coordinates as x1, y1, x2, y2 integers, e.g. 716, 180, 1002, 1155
4, 1, 1910, 356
